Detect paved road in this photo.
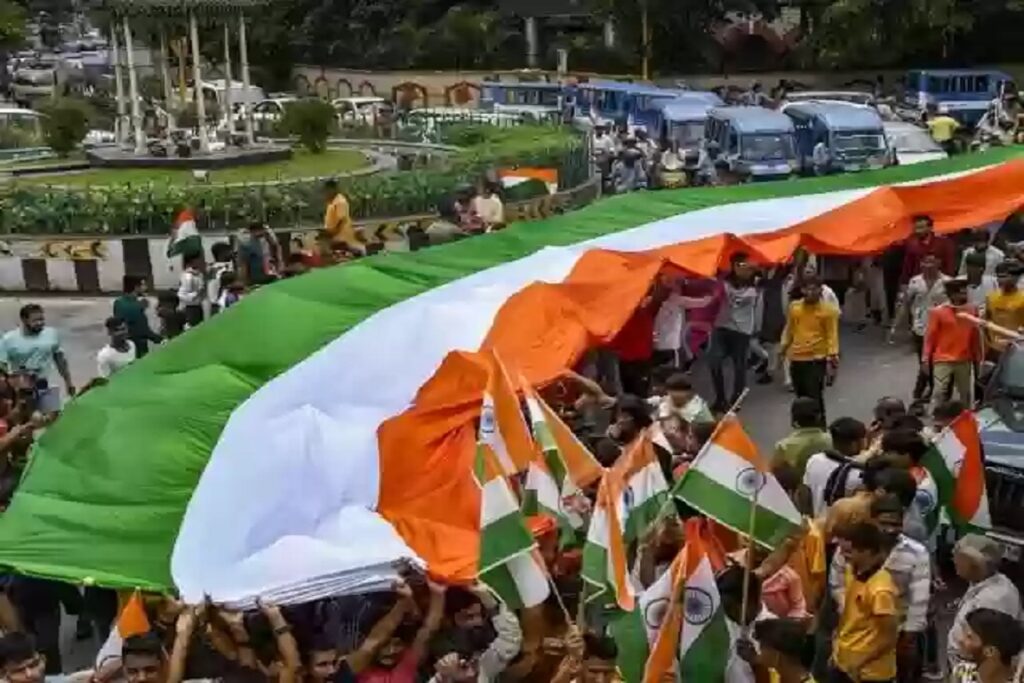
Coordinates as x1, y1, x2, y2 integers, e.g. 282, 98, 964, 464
0, 296, 924, 671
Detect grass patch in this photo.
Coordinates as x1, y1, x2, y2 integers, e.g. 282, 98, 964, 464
18, 148, 369, 187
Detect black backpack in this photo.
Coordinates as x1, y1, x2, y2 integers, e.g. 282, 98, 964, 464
822, 450, 865, 508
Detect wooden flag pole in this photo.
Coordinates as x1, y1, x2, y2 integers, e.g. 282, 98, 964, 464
738, 483, 760, 630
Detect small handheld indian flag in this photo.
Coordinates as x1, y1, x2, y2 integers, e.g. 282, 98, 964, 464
582, 469, 635, 612
613, 430, 671, 543
475, 442, 550, 609
167, 208, 201, 259
641, 520, 731, 683
117, 589, 151, 638
478, 351, 535, 476
608, 518, 725, 683
673, 415, 801, 549
521, 379, 603, 545
922, 410, 991, 532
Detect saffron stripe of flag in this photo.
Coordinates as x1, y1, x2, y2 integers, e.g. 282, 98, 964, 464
167, 208, 201, 258
922, 410, 991, 532
673, 415, 801, 549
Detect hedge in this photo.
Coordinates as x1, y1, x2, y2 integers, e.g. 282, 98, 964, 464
0, 124, 588, 236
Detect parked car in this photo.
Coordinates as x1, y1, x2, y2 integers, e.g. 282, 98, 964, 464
883, 121, 948, 166
976, 340, 1024, 579
249, 96, 297, 134
332, 96, 386, 125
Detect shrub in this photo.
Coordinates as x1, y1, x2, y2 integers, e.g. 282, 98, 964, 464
38, 98, 93, 157
280, 99, 337, 154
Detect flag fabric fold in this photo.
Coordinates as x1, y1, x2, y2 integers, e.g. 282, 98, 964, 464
922, 410, 991, 532
117, 589, 151, 638
673, 415, 801, 549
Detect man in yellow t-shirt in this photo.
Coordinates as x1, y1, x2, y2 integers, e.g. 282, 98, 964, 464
781, 275, 841, 422
832, 521, 900, 683
926, 109, 961, 155
322, 179, 363, 255
984, 261, 1024, 358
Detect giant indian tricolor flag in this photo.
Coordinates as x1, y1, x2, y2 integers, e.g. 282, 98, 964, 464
674, 415, 802, 549
0, 151, 1021, 604
922, 410, 991, 532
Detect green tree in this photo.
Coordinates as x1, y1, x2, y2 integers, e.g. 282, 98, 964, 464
39, 98, 93, 157
280, 98, 336, 154
0, 0, 26, 53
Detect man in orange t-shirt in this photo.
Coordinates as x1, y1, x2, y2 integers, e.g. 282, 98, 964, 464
923, 278, 982, 411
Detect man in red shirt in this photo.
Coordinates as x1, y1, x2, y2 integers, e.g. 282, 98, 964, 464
922, 278, 983, 411
900, 214, 956, 285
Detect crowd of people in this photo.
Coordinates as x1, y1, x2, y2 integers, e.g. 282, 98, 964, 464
1, 200, 1024, 683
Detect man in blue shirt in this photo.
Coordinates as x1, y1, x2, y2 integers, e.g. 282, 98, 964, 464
1, 304, 75, 400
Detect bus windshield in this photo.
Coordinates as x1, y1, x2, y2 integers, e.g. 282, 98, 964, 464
741, 133, 794, 161
834, 131, 886, 153
508, 89, 560, 107
668, 121, 705, 146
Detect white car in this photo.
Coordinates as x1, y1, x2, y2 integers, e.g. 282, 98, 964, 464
883, 121, 948, 165
332, 96, 386, 125
248, 97, 297, 133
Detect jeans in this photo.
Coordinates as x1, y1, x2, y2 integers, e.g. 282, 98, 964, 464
708, 327, 751, 406
791, 358, 828, 421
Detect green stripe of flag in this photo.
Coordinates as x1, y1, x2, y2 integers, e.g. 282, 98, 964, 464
0, 149, 1019, 590
609, 608, 649, 683
680, 609, 731, 681
675, 470, 798, 549
480, 556, 527, 610
480, 511, 535, 574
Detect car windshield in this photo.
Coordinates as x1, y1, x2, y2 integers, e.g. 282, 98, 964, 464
889, 129, 943, 153
741, 133, 793, 161
668, 121, 704, 146
834, 131, 886, 153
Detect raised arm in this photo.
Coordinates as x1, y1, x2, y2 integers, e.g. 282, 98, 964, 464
347, 579, 415, 673
167, 607, 199, 683
411, 579, 447, 662
259, 601, 300, 683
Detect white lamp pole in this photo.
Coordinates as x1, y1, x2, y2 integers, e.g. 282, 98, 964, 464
110, 18, 126, 145
222, 23, 234, 140
188, 9, 209, 152
122, 14, 146, 154
238, 13, 255, 145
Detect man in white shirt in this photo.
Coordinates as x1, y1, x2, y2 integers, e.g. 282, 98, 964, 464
812, 140, 830, 176
471, 182, 505, 231
177, 252, 206, 328
959, 230, 1005, 276
964, 251, 998, 313
889, 252, 948, 401
799, 417, 867, 518
96, 316, 137, 378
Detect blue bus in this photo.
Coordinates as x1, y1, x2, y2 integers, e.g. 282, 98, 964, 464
705, 106, 798, 181
782, 101, 888, 174
904, 69, 1015, 127
574, 82, 720, 131
478, 81, 568, 123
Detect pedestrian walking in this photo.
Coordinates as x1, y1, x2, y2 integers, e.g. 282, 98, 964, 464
709, 251, 760, 412
922, 278, 982, 410
781, 275, 840, 422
